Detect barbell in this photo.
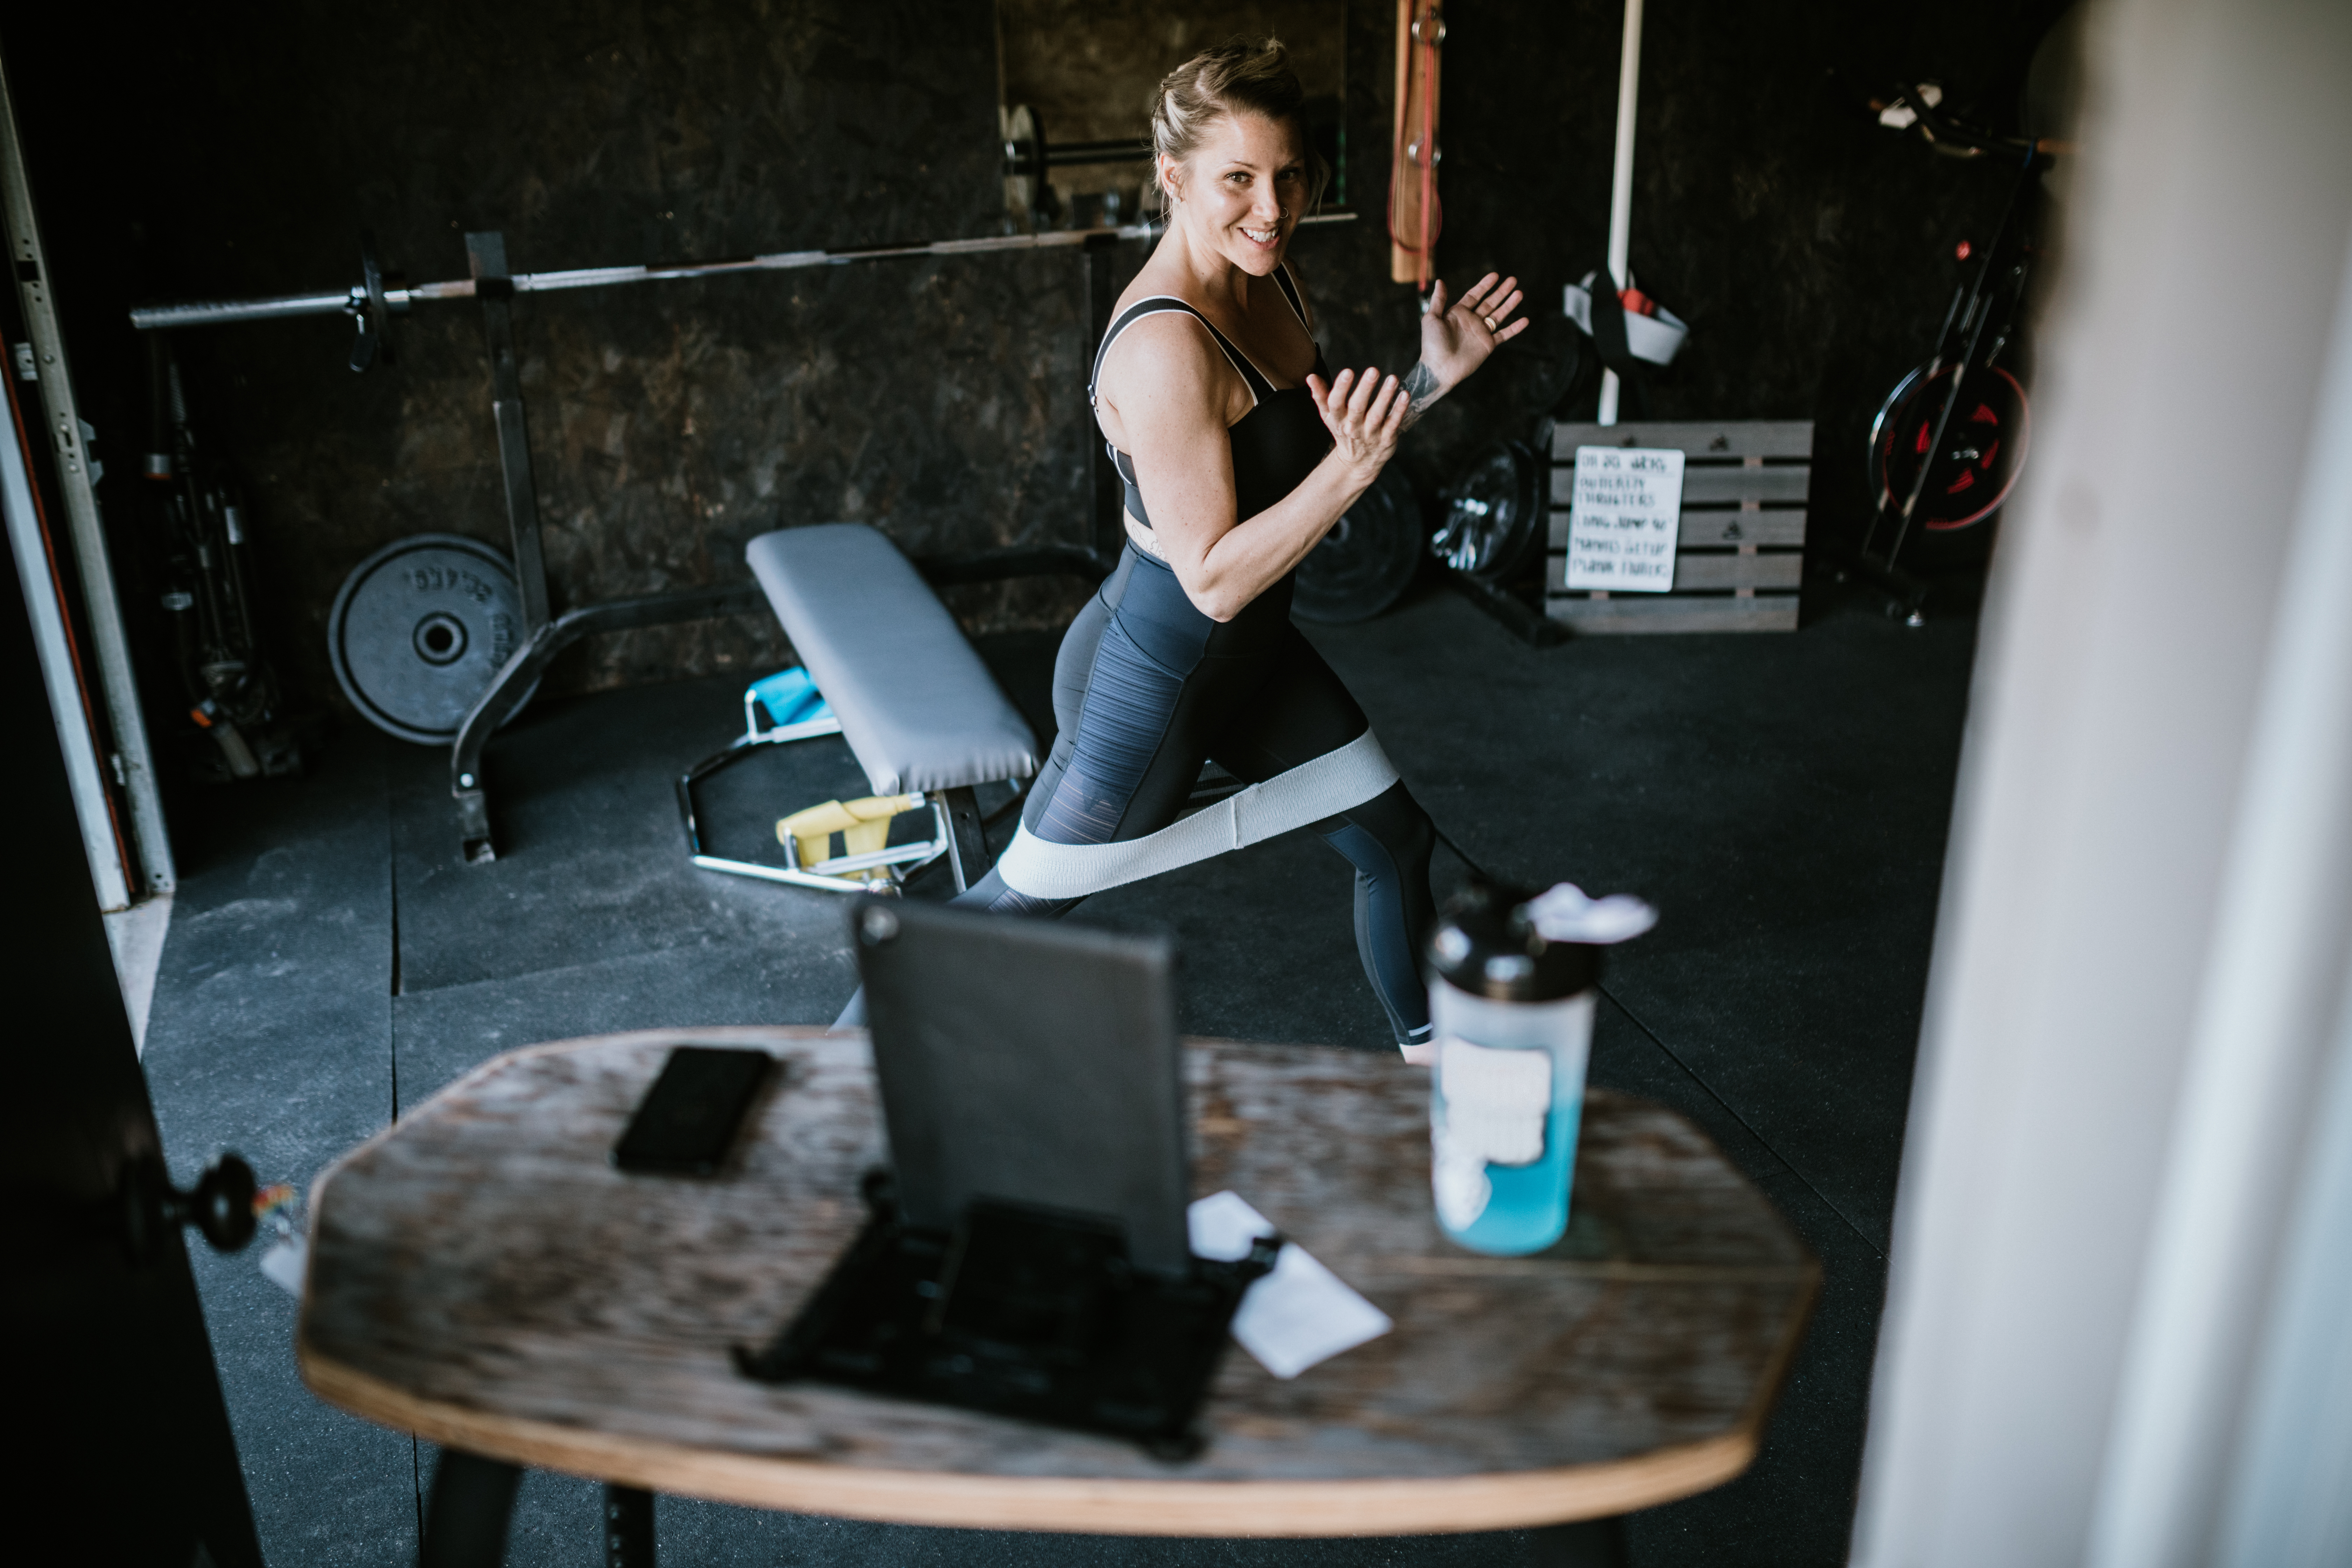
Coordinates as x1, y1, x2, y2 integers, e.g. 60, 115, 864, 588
133, 218, 1354, 365
133, 219, 1163, 366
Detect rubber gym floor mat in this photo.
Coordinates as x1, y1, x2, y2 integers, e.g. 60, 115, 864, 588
383, 672, 880, 996
389, 934, 856, 1111
137, 727, 421, 1568
1304, 582, 1977, 1254
1075, 828, 1479, 1052
1584, 991, 1888, 1568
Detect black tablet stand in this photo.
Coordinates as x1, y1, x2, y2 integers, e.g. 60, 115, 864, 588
736, 1172, 1278, 1460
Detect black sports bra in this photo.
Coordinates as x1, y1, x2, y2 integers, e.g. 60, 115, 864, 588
1088, 265, 1334, 530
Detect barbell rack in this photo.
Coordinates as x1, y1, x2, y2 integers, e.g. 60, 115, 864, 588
128, 213, 1354, 862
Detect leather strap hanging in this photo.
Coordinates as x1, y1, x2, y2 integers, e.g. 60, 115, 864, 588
1388, 0, 1445, 286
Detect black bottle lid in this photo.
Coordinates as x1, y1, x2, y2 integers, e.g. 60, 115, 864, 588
1425, 879, 1604, 1002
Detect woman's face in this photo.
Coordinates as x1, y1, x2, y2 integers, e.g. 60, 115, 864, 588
1164, 110, 1310, 277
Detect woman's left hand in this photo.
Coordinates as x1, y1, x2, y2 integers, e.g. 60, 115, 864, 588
1419, 273, 1528, 393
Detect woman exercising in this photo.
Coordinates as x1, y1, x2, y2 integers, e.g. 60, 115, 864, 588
848, 37, 1525, 1058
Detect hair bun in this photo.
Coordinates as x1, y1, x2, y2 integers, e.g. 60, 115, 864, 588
1150, 37, 1328, 205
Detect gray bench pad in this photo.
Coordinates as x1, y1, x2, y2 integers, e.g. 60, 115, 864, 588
746, 524, 1037, 796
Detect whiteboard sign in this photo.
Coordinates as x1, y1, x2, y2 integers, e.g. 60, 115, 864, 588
1564, 447, 1685, 592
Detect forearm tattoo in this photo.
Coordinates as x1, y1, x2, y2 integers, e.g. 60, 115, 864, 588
1398, 361, 1442, 431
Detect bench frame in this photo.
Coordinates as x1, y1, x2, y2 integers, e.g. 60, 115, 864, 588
673, 693, 993, 896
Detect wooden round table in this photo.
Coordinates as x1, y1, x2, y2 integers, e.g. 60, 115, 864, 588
299, 1027, 1814, 1552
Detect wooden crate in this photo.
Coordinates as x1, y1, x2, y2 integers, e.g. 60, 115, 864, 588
1546, 420, 1813, 634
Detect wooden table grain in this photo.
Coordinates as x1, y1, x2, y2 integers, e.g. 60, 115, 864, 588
299, 1027, 1816, 1536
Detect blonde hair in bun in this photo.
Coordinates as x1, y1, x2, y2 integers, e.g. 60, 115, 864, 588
1150, 37, 1329, 209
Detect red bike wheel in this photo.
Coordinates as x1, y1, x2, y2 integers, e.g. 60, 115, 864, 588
1868, 363, 2031, 531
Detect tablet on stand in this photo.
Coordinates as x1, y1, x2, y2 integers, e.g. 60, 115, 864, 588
737, 900, 1276, 1458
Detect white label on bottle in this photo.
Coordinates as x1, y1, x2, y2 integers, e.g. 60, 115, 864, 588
1438, 1037, 1552, 1167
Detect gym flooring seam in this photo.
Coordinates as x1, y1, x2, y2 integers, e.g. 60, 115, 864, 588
1600, 981, 1890, 1262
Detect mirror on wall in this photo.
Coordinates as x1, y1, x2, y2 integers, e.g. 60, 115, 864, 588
996, 1, 1346, 231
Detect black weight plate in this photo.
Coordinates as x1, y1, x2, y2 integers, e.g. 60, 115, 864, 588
1869, 363, 2030, 531
1485, 312, 1589, 422
1293, 468, 1424, 624
353, 229, 394, 372
1430, 440, 1542, 580
327, 533, 535, 745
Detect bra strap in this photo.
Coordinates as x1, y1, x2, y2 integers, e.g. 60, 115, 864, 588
1089, 296, 1275, 408
1270, 263, 1310, 330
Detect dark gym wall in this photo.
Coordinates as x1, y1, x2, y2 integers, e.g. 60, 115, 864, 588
1310, 0, 2065, 499
7, 0, 2062, 736
9, 0, 1091, 716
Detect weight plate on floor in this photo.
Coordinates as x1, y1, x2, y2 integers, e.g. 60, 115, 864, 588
1294, 467, 1424, 624
1430, 439, 1542, 580
327, 533, 536, 745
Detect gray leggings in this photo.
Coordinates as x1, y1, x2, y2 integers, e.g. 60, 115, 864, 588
839, 547, 1434, 1049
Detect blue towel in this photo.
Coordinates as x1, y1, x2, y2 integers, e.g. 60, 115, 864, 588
747, 666, 833, 729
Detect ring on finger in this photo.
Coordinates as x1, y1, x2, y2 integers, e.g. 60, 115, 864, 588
1483, 314, 1497, 332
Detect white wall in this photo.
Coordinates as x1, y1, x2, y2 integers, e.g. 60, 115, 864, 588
1850, 0, 2352, 1562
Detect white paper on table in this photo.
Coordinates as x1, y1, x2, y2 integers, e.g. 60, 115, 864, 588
259, 1234, 308, 1297
1187, 1190, 1393, 1380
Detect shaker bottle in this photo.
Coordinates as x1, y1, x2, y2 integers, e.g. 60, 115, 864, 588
1423, 880, 1656, 1255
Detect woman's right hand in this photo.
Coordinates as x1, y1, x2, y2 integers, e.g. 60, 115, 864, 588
1308, 368, 1408, 484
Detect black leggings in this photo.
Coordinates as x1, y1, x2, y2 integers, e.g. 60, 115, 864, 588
946, 547, 1437, 1049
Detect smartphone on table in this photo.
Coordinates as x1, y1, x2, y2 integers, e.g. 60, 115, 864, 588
611, 1046, 774, 1176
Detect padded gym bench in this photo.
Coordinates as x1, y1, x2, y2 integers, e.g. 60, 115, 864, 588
678, 524, 1039, 895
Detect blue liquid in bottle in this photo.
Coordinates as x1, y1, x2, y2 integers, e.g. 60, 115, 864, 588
1429, 988, 1596, 1256
1440, 1091, 1585, 1255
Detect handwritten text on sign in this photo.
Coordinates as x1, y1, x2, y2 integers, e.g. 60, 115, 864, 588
1566, 447, 1685, 592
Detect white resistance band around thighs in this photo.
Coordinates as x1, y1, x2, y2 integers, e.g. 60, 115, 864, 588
993, 728, 1402, 902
